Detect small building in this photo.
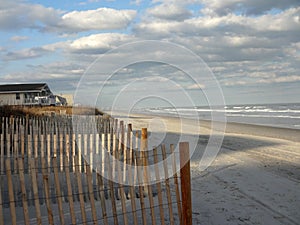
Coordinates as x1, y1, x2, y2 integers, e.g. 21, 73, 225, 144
55, 95, 67, 106
0, 83, 64, 106
60, 94, 73, 106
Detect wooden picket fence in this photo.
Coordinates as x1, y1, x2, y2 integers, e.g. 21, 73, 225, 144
0, 115, 192, 225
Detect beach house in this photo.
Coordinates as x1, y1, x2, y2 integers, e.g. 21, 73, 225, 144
0, 83, 61, 106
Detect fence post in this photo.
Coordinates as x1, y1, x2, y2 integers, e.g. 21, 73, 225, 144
141, 128, 148, 196
180, 142, 192, 225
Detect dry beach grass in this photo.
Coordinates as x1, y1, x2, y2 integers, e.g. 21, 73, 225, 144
0, 105, 104, 116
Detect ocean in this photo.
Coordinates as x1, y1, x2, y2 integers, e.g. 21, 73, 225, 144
139, 103, 300, 130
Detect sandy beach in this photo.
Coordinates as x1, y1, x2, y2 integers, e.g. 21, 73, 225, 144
113, 112, 300, 225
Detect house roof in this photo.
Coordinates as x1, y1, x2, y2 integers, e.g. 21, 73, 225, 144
0, 83, 50, 93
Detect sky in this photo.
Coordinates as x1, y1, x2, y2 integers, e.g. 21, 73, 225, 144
0, 0, 300, 109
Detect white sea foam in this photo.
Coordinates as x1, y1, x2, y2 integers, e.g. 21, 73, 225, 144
142, 103, 300, 129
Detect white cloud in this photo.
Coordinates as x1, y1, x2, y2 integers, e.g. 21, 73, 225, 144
134, 6, 300, 68
248, 72, 276, 79
10, 36, 29, 42
136, 7, 300, 38
200, 0, 300, 15
2, 47, 50, 61
68, 33, 135, 53
1, 33, 136, 61
223, 80, 247, 86
0, 1, 136, 34
147, 4, 192, 21
187, 83, 205, 89
258, 75, 300, 84
248, 7, 300, 31
59, 8, 137, 32
0, 1, 61, 30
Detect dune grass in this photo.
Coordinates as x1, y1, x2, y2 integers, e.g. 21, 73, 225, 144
0, 105, 104, 117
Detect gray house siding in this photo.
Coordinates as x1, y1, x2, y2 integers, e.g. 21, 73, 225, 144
0, 83, 53, 106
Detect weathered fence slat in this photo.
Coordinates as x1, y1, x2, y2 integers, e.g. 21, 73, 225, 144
171, 144, 183, 225
53, 157, 65, 225
0, 133, 4, 173
144, 150, 156, 225
5, 159, 17, 225
17, 158, 30, 225
127, 137, 138, 225
96, 172, 108, 225
86, 163, 98, 225
41, 158, 54, 225
136, 151, 147, 225
153, 147, 166, 225
75, 155, 87, 225
117, 131, 128, 225
64, 156, 76, 225
30, 158, 42, 225
162, 144, 175, 225
109, 134, 119, 225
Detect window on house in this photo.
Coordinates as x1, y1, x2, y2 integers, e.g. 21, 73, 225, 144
16, 93, 20, 100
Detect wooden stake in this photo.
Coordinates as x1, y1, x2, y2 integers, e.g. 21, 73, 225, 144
106, 139, 119, 225
153, 147, 165, 225
78, 134, 82, 172
89, 134, 93, 172
141, 128, 148, 196
30, 158, 42, 225
162, 145, 174, 225
53, 157, 65, 225
127, 128, 138, 225
17, 159, 30, 225
60, 133, 64, 171
143, 150, 156, 225
41, 158, 54, 225
72, 133, 76, 172
179, 142, 192, 225
86, 163, 98, 225
0, 133, 4, 174
96, 172, 108, 225
83, 134, 87, 173
136, 151, 147, 225
13, 133, 18, 173
47, 134, 51, 173
170, 144, 183, 224
5, 159, 17, 225
116, 139, 128, 225
75, 155, 87, 225
64, 157, 76, 225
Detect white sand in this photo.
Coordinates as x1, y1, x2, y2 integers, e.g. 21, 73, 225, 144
113, 113, 300, 225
